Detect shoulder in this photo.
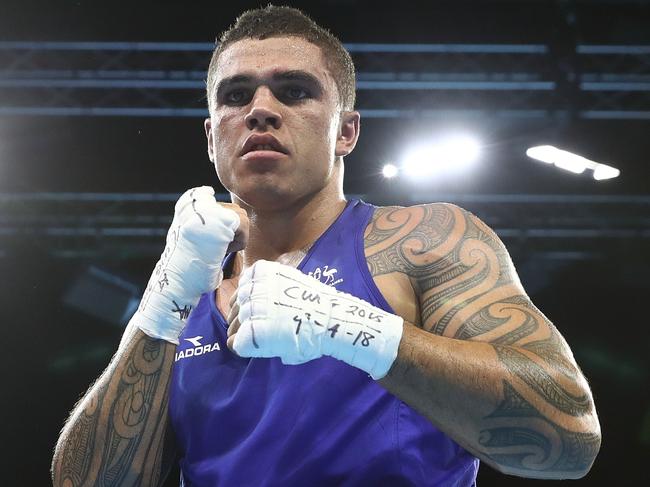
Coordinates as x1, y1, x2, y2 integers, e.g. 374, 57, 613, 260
364, 203, 500, 264
364, 202, 508, 276
365, 202, 529, 335
366, 202, 475, 241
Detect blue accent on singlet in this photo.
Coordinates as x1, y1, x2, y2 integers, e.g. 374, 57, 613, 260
169, 199, 479, 486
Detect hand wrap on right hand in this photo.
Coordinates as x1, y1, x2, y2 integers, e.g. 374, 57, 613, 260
233, 260, 404, 379
129, 186, 240, 344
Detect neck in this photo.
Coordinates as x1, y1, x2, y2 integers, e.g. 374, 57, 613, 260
235, 187, 347, 268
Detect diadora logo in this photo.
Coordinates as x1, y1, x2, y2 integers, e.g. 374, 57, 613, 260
175, 335, 221, 362
308, 265, 343, 287
185, 336, 203, 346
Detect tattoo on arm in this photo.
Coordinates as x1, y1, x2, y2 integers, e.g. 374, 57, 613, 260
480, 381, 600, 474
365, 204, 599, 475
53, 334, 176, 486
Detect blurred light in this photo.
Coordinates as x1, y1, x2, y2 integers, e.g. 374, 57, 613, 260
401, 134, 481, 180
526, 145, 620, 180
553, 155, 587, 174
593, 164, 620, 180
525, 145, 557, 164
382, 163, 398, 178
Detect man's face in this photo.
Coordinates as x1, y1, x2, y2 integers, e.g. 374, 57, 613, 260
205, 36, 357, 210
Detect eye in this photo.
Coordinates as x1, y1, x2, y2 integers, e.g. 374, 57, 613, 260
284, 86, 310, 101
224, 89, 249, 105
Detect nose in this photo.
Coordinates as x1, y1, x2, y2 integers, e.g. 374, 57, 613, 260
244, 87, 282, 130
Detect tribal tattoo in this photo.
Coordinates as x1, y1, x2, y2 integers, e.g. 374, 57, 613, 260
52, 334, 176, 486
364, 203, 599, 477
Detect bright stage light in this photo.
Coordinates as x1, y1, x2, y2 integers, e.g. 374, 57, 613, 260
525, 145, 557, 164
382, 164, 399, 178
526, 146, 586, 173
526, 145, 620, 180
553, 154, 588, 174
401, 134, 481, 180
593, 164, 620, 180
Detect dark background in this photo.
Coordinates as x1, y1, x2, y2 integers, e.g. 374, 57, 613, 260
1, 1, 649, 485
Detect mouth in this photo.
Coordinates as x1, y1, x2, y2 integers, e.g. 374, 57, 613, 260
240, 149, 287, 163
240, 134, 289, 157
248, 144, 284, 152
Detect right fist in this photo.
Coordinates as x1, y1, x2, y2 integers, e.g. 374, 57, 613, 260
129, 186, 244, 344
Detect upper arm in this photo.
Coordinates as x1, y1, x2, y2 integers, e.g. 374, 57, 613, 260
365, 203, 600, 477
365, 203, 578, 370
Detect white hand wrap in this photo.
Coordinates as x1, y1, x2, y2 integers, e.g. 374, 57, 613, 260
233, 260, 404, 379
128, 186, 239, 344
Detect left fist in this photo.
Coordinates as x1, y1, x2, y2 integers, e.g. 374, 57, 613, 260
226, 260, 404, 379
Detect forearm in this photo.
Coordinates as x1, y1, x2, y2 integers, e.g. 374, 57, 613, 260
51, 187, 243, 486
52, 329, 176, 487
379, 322, 601, 479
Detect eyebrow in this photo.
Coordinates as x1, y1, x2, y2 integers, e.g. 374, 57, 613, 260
215, 70, 324, 99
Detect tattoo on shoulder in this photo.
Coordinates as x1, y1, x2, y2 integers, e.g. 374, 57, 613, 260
365, 203, 510, 334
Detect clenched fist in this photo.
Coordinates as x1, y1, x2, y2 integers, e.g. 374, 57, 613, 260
226, 260, 404, 379
128, 186, 248, 344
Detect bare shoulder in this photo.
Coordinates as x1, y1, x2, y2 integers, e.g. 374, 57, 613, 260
364, 202, 529, 335
364, 202, 512, 278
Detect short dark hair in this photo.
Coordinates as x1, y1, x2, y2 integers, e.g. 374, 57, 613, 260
206, 5, 356, 112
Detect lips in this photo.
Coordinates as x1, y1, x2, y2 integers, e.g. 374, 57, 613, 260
240, 134, 288, 156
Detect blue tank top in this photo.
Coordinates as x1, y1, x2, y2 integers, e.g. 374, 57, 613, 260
169, 199, 479, 486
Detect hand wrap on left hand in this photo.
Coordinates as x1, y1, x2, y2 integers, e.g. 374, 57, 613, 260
230, 260, 404, 379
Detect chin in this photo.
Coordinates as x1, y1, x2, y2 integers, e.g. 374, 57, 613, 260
232, 183, 298, 211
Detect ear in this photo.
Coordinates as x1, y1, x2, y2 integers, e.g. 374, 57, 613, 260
335, 111, 360, 157
204, 118, 215, 162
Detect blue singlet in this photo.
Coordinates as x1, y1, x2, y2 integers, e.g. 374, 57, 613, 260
168, 199, 479, 486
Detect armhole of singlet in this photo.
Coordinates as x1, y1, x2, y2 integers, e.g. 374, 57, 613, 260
222, 251, 237, 279
208, 252, 237, 327
356, 201, 405, 468
354, 201, 398, 315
